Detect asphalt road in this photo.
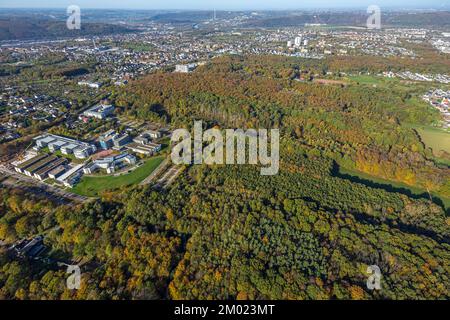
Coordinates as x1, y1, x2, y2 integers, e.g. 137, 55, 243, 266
0, 164, 90, 204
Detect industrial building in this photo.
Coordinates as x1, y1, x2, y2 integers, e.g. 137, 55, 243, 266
14, 153, 48, 174
34, 158, 68, 181
13, 154, 68, 181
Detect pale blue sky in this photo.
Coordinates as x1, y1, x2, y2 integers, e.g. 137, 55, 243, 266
0, 0, 449, 10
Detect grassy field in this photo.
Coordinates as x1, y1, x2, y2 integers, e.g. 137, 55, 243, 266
72, 156, 165, 197
348, 75, 432, 92
415, 126, 450, 155
349, 75, 384, 85
339, 166, 450, 211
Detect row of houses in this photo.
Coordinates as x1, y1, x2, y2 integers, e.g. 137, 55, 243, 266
34, 134, 97, 159
423, 89, 450, 128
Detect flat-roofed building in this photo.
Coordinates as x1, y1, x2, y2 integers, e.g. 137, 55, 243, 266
33, 134, 96, 159
63, 172, 82, 188
23, 155, 58, 177
74, 145, 96, 159
34, 158, 68, 181
98, 130, 118, 150
83, 153, 136, 175
143, 130, 162, 139
48, 165, 67, 180
113, 134, 132, 148
61, 143, 79, 155
48, 140, 67, 152
35, 136, 56, 148
175, 63, 197, 73
78, 81, 101, 89
127, 142, 162, 156
83, 104, 114, 120
147, 142, 162, 152
133, 135, 150, 145
133, 135, 150, 144
57, 164, 84, 188
14, 154, 48, 174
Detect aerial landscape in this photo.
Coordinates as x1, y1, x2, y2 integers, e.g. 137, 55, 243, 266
0, 0, 449, 308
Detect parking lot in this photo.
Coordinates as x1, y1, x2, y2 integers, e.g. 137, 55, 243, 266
154, 165, 184, 189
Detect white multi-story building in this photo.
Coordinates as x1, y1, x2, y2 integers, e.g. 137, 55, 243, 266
34, 134, 96, 159
175, 63, 198, 73
83, 104, 115, 120
83, 153, 136, 175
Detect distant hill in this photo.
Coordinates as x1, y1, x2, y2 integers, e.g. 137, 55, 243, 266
0, 18, 136, 41
243, 11, 450, 28
385, 11, 450, 27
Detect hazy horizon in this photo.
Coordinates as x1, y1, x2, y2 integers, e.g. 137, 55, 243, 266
0, 0, 449, 10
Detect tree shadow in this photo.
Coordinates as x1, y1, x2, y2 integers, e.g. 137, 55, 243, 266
331, 161, 449, 216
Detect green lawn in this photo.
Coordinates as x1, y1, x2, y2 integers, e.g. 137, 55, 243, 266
348, 75, 425, 91
72, 156, 165, 197
349, 75, 384, 85
416, 126, 450, 155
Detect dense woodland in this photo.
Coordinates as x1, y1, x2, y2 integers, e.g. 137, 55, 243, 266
1, 149, 449, 299
0, 18, 135, 41
1, 55, 449, 299
114, 55, 450, 199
